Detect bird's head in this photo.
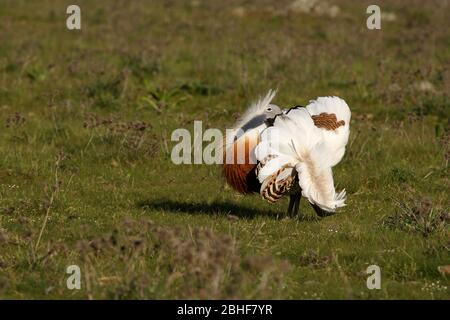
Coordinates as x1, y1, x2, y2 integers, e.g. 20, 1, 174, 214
264, 104, 282, 119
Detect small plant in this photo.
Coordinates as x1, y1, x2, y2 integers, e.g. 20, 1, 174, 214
34, 153, 66, 253
25, 65, 48, 82
5, 113, 26, 128
412, 95, 450, 119
121, 55, 161, 80
139, 81, 188, 113
5, 112, 28, 149
0, 228, 10, 245
383, 197, 449, 237
85, 74, 123, 109
298, 249, 335, 268
83, 113, 159, 158
435, 122, 450, 166
178, 81, 224, 96
388, 166, 415, 183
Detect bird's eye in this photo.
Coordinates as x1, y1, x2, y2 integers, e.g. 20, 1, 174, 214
267, 107, 272, 112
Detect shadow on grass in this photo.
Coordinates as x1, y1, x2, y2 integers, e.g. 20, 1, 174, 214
137, 199, 318, 221
137, 199, 281, 219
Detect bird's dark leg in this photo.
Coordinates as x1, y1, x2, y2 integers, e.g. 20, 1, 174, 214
292, 193, 302, 217
286, 194, 295, 216
286, 193, 301, 217
311, 204, 335, 217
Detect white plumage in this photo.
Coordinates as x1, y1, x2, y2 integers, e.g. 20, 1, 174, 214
255, 96, 350, 213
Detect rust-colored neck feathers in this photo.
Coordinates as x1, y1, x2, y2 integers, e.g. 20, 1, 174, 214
222, 134, 260, 194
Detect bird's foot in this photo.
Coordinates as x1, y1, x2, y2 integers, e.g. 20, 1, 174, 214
311, 204, 336, 218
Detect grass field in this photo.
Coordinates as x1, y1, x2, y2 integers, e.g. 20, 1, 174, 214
0, 0, 449, 299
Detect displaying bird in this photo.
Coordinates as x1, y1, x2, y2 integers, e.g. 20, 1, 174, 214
223, 91, 351, 217
222, 90, 281, 194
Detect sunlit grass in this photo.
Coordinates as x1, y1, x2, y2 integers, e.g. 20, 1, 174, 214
0, 0, 448, 299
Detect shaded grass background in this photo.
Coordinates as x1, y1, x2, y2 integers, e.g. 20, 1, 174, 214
0, 0, 449, 299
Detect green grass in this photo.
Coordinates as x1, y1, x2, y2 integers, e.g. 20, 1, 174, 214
0, 0, 449, 299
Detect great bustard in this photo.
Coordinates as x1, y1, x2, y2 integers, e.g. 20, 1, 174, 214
223, 90, 350, 217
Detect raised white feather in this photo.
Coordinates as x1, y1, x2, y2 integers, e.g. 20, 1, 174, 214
255, 96, 351, 212
232, 89, 277, 131
224, 89, 278, 150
